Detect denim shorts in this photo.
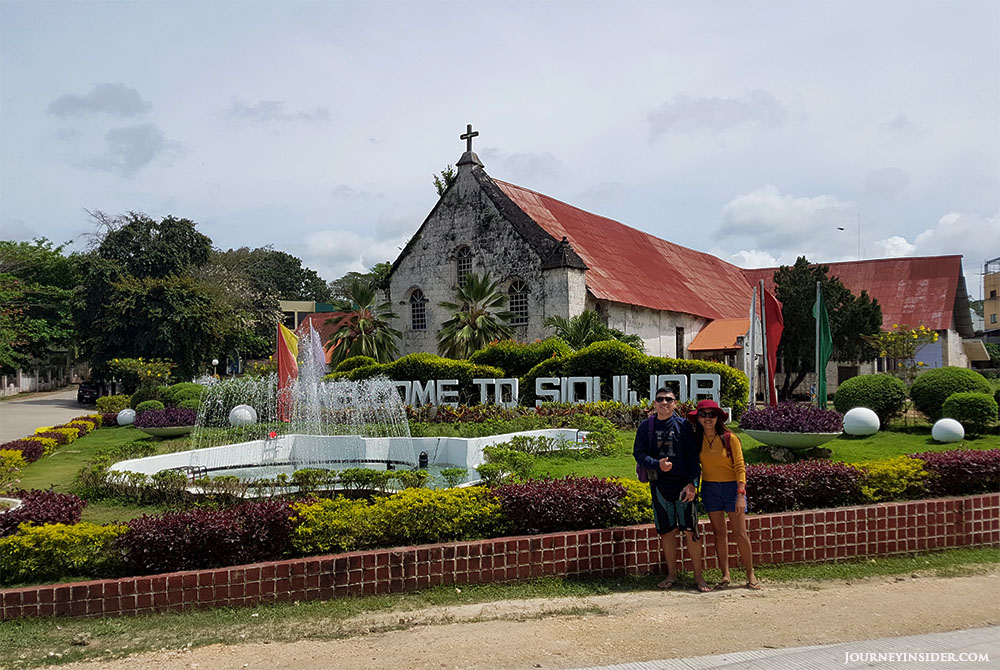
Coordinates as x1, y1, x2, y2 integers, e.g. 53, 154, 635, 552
701, 480, 745, 513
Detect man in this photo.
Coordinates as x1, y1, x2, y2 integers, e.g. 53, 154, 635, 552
633, 387, 709, 591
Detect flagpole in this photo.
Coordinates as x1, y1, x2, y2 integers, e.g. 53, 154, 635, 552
815, 281, 821, 407
759, 280, 770, 406
747, 286, 758, 409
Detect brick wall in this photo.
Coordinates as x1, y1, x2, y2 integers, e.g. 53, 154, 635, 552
2, 493, 997, 621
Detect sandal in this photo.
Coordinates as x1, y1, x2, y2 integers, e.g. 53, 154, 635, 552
695, 582, 712, 593
714, 579, 731, 590
746, 581, 762, 590
657, 578, 676, 590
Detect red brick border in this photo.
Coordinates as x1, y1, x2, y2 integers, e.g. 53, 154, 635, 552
2, 493, 997, 621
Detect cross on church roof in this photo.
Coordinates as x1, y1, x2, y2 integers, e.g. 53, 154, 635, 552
460, 124, 479, 152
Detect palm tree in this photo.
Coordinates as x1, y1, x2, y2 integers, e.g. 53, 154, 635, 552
437, 272, 516, 359
325, 278, 400, 365
543, 309, 644, 352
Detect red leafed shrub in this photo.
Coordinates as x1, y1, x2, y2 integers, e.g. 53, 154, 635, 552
101, 412, 120, 427
0, 490, 87, 537
746, 461, 864, 513
494, 477, 627, 535
0, 439, 45, 463
908, 449, 1000, 497
34, 431, 69, 446
117, 499, 296, 574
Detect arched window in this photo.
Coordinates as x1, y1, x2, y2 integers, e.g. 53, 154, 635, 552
456, 246, 473, 288
409, 289, 428, 331
508, 280, 529, 326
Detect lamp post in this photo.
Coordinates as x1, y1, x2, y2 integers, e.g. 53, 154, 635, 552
837, 213, 861, 260
210, 358, 219, 378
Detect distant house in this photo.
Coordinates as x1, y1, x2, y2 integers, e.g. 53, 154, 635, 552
385, 134, 984, 395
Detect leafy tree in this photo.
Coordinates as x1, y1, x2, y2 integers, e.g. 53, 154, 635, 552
437, 272, 515, 359
862, 323, 939, 384
543, 309, 644, 352
432, 164, 457, 197
0, 239, 78, 372
91, 211, 211, 278
213, 246, 332, 302
328, 261, 392, 304
773, 257, 882, 398
325, 278, 401, 365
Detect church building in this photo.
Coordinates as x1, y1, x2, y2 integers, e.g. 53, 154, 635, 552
386, 127, 979, 385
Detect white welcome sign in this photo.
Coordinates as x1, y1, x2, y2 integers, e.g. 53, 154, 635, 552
391, 374, 721, 408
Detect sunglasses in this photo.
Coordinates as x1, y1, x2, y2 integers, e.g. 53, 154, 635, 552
654, 397, 676, 403
697, 410, 718, 418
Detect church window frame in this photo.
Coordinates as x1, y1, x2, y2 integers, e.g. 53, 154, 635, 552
409, 288, 428, 331
456, 246, 473, 289
508, 279, 530, 326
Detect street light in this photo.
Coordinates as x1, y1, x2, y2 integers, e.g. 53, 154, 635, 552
837, 213, 861, 260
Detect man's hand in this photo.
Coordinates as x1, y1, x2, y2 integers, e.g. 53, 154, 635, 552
680, 483, 697, 502
659, 458, 673, 472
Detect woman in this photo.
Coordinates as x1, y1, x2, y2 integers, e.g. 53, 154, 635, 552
688, 399, 760, 590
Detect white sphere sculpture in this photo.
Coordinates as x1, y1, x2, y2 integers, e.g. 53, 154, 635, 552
843, 407, 880, 436
932, 418, 965, 443
229, 404, 258, 427
116, 408, 136, 426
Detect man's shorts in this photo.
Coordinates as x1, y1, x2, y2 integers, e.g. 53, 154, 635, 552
650, 481, 699, 538
701, 480, 746, 514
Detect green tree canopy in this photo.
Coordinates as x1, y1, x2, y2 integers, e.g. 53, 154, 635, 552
437, 272, 516, 359
93, 211, 211, 278
773, 256, 882, 398
214, 246, 333, 302
543, 309, 644, 352
328, 261, 392, 305
325, 278, 400, 365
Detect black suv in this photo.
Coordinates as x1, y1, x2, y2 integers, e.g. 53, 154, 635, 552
77, 381, 100, 404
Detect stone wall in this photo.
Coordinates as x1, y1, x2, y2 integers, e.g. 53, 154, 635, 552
2, 493, 996, 621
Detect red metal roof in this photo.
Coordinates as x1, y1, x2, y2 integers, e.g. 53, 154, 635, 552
688, 318, 749, 351
494, 180, 753, 320
742, 255, 963, 332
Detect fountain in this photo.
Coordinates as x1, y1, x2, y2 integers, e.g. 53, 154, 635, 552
110, 330, 586, 489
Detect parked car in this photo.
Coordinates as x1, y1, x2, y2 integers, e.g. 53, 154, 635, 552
77, 381, 100, 404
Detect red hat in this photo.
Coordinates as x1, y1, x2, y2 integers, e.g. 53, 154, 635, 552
687, 399, 729, 422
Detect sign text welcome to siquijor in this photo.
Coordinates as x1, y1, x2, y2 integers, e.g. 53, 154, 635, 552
392, 374, 721, 408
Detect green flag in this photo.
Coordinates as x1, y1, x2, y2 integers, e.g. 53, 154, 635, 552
812, 285, 833, 407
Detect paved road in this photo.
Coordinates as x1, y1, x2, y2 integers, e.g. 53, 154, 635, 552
570, 626, 998, 670
0, 387, 95, 444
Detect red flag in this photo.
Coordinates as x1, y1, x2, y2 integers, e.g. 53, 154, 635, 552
276, 323, 299, 421
763, 289, 784, 405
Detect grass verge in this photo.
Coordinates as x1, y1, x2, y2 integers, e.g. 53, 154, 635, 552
1, 547, 996, 668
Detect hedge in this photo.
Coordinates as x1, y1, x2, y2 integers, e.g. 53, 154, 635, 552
910, 367, 992, 422
347, 353, 505, 404
469, 338, 573, 378
833, 374, 908, 425
941, 392, 998, 436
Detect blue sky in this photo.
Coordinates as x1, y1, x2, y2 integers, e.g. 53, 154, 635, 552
2, 1, 997, 298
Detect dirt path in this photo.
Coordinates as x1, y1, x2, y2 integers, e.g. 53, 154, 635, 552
56, 569, 1000, 670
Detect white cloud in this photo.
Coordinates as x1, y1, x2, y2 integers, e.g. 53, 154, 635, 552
718, 185, 855, 252
299, 228, 407, 280
225, 98, 331, 124
478, 149, 564, 181
81, 123, 181, 176
864, 168, 909, 198
47, 83, 151, 118
648, 89, 788, 138
723, 249, 780, 268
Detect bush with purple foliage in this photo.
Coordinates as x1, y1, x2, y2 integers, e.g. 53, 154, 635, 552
33, 431, 70, 446
746, 460, 864, 513
494, 476, 627, 535
0, 440, 45, 463
739, 402, 843, 433
116, 499, 296, 574
101, 412, 120, 427
908, 449, 1000, 497
133, 407, 198, 428
0, 489, 87, 537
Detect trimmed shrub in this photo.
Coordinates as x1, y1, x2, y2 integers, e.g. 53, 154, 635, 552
859, 456, 929, 502
0, 439, 45, 463
0, 490, 87, 537
134, 399, 166, 414
133, 407, 198, 428
739, 402, 843, 433
647, 357, 750, 420
941, 392, 998, 436
520, 356, 567, 405
100, 412, 120, 427
128, 385, 168, 409
334, 355, 378, 373
745, 461, 864, 513
32, 432, 67, 449
348, 353, 504, 405
494, 476, 627, 535
43, 427, 79, 444
369, 487, 503, 547
0, 522, 127, 584
910, 367, 992, 422
163, 381, 205, 407
290, 498, 374, 555
0, 450, 27, 491
117, 499, 296, 574
96, 394, 131, 414
74, 414, 104, 429
565, 340, 649, 401
177, 399, 201, 411
469, 338, 573, 378
909, 449, 1000, 497
66, 419, 96, 436
609, 476, 654, 526
833, 374, 908, 425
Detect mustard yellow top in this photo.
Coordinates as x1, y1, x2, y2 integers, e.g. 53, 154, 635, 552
699, 432, 745, 485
